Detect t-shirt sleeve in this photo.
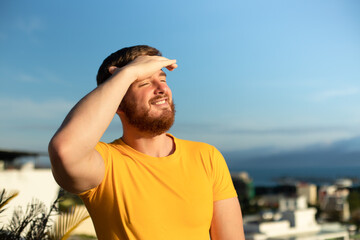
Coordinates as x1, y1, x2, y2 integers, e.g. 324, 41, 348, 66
211, 147, 237, 201
77, 141, 110, 198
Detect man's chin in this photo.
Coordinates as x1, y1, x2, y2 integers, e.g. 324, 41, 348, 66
148, 111, 172, 119
123, 100, 176, 136
150, 106, 172, 113
135, 112, 174, 135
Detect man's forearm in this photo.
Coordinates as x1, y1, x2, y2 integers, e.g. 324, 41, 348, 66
49, 67, 134, 164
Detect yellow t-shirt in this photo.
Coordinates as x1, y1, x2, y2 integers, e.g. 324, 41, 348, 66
79, 134, 237, 240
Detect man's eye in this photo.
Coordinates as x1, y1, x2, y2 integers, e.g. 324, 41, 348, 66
139, 83, 149, 87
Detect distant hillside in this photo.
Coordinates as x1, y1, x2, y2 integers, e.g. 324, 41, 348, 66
224, 135, 360, 169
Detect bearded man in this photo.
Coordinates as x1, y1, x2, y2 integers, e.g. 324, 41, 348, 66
49, 45, 245, 240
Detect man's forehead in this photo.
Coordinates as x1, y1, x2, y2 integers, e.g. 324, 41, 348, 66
134, 70, 167, 83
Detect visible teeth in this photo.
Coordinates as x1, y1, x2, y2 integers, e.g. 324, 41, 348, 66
155, 100, 166, 105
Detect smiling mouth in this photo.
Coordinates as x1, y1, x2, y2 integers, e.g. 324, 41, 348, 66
154, 99, 166, 105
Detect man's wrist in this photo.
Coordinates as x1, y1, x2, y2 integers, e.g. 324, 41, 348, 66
112, 66, 138, 86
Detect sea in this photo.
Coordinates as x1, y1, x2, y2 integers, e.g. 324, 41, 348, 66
33, 156, 360, 187
230, 166, 360, 187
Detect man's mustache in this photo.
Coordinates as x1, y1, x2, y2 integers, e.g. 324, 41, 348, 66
149, 94, 170, 104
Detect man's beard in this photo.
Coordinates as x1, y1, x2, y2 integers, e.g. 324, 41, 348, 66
120, 94, 175, 136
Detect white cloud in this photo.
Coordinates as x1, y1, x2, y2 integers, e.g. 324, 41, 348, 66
0, 98, 73, 121
15, 16, 44, 35
312, 87, 359, 101
0, 66, 68, 85
0, 98, 74, 151
18, 74, 40, 83
35, 68, 67, 85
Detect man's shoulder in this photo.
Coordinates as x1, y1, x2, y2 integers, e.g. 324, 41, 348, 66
172, 135, 216, 152
97, 138, 122, 147
95, 138, 125, 156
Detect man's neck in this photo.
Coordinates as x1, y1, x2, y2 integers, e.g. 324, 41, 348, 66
121, 131, 175, 158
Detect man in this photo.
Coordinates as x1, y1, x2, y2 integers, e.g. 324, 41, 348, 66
49, 45, 245, 240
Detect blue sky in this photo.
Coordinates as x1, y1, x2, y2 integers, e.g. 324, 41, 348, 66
1, 0, 359, 153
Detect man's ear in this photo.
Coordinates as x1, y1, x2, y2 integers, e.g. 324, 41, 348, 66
117, 109, 127, 123
116, 106, 123, 115
108, 66, 118, 75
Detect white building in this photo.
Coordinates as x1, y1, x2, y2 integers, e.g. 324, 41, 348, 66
335, 179, 353, 188
297, 183, 317, 206
244, 196, 349, 240
0, 156, 96, 236
318, 185, 350, 221
0, 160, 60, 227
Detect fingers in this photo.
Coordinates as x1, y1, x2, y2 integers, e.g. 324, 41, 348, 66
160, 58, 177, 71
165, 63, 178, 71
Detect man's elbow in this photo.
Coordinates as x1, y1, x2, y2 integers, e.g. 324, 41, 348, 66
49, 135, 62, 160
48, 136, 79, 192
48, 134, 75, 169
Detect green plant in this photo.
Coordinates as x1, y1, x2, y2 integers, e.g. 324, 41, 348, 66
0, 189, 90, 240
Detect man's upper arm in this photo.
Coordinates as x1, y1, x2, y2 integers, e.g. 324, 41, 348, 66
50, 146, 105, 194
210, 197, 245, 240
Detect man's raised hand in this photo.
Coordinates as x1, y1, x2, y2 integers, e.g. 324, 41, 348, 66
109, 55, 177, 82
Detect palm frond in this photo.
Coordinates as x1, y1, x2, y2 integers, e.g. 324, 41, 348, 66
49, 205, 90, 240
8, 198, 47, 238
26, 195, 62, 240
0, 189, 19, 214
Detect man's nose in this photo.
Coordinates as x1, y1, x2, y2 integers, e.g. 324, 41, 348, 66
154, 82, 167, 95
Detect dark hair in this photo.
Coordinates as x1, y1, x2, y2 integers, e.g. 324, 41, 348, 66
96, 45, 162, 86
